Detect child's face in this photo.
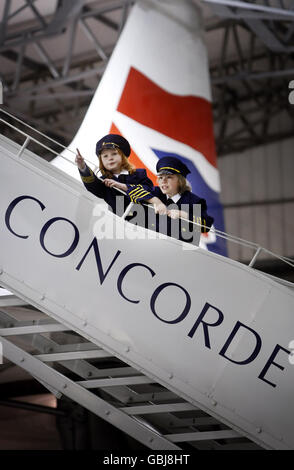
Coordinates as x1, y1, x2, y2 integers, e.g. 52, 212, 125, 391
100, 148, 122, 173
157, 174, 179, 197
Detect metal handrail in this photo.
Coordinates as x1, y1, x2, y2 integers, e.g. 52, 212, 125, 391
0, 107, 293, 271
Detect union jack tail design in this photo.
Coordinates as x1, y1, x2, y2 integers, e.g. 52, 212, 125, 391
53, 0, 227, 255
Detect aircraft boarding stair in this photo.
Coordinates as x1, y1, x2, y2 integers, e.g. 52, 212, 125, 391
0, 115, 294, 450
0, 293, 255, 451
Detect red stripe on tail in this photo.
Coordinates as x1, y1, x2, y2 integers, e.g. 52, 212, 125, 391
117, 67, 217, 168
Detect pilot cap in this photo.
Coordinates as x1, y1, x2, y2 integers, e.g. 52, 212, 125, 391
156, 156, 191, 177
96, 134, 131, 157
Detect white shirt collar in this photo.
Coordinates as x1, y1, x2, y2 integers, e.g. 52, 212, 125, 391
113, 169, 129, 177
167, 193, 181, 203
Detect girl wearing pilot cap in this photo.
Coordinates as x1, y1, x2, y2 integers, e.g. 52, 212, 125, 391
152, 156, 214, 233
75, 134, 166, 216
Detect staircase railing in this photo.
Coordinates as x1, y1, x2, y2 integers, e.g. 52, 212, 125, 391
0, 107, 293, 276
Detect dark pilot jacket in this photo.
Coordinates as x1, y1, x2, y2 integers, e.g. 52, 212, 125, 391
148, 186, 214, 244
78, 165, 153, 218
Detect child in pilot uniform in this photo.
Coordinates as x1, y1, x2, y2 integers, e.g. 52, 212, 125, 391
75, 134, 166, 218
151, 156, 214, 238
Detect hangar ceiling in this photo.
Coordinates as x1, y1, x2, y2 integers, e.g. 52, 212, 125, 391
0, 0, 293, 157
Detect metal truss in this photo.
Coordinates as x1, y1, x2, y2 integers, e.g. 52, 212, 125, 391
0, 303, 262, 450
0, 0, 293, 156
0, 0, 134, 149
205, 0, 294, 154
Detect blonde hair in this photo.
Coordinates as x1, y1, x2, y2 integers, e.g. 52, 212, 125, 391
177, 174, 191, 194
99, 148, 135, 178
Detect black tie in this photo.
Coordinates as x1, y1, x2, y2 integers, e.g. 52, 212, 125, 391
118, 174, 126, 183
166, 198, 175, 206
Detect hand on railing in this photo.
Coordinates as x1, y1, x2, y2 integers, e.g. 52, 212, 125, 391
149, 198, 168, 215
167, 209, 188, 220
103, 179, 128, 191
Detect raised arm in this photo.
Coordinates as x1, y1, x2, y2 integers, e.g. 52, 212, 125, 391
75, 148, 107, 199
